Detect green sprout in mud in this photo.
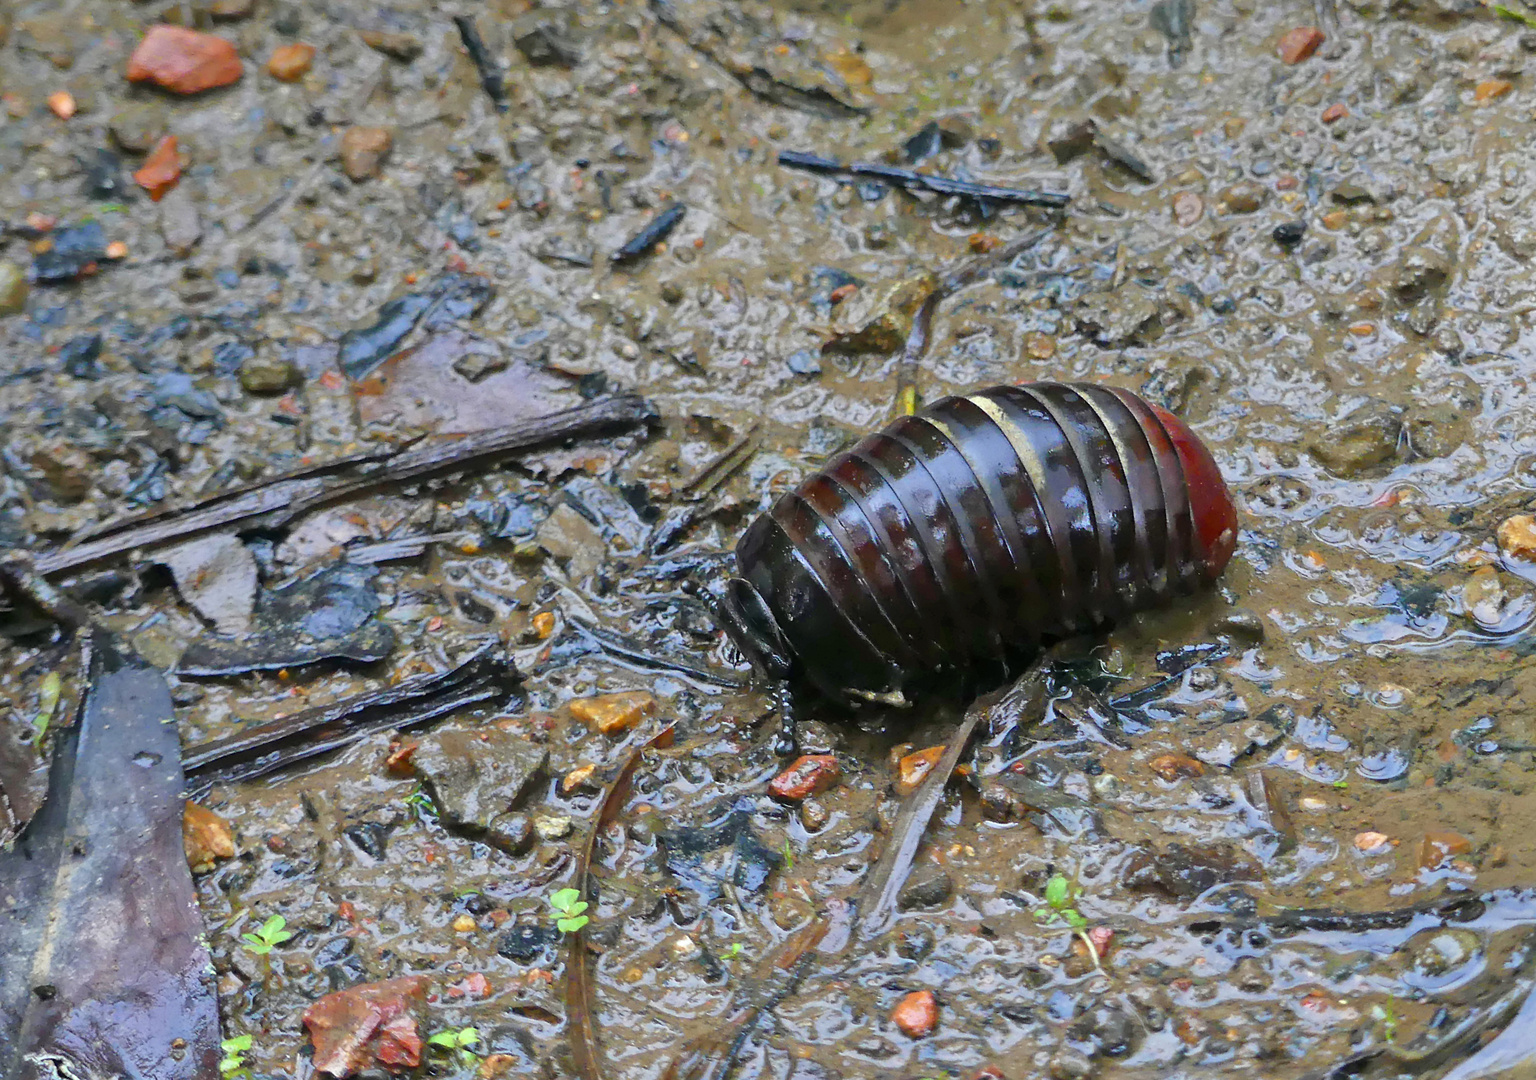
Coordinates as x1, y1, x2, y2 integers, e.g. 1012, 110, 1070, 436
782, 840, 795, 871
404, 784, 436, 822
1333, 779, 1350, 791
426, 1027, 481, 1067
549, 888, 589, 933
33, 672, 61, 746
720, 942, 744, 962
1494, 3, 1536, 28
219, 1034, 252, 1076
240, 914, 293, 955
1372, 1000, 1399, 1043
1033, 874, 1104, 974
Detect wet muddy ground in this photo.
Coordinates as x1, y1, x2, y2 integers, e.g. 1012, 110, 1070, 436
7, 0, 1536, 1077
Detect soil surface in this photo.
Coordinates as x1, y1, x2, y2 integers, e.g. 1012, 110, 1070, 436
6, 0, 1536, 1078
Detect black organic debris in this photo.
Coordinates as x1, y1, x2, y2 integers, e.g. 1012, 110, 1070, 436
183, 643, 519, 789
778, 150, 1070, 208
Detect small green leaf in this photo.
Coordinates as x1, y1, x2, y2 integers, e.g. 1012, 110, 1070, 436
427, 1032, 459, 1049
782, 840, 795, 871
33, 671, 62, 744
240, 934, 271, 955
720, 942, 744, 961
1044, 874, 1071, 910
97, 202, 129, 214
1064, 909, 1088, 930
550, 887, 582, 914
1495, 3, 1536, 29
221, 1036, 253, 1053
557, 915, 590, 933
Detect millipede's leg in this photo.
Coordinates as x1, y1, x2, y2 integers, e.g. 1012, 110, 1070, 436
773, 681, 798, 757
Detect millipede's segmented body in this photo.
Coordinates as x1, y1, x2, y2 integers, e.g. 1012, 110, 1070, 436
717, 382, 1238, 710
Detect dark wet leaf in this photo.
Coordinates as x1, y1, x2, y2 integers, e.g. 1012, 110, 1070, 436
32, 221, 107, 283
57, 333, 102, 379
0, 719, 50, 847
658, 798, 783, 903
903, 120, 943, 164
152, 372, 223, 421
0, 629, 219, 1080
412, 724, 549, 840
183, 643, 518, 789
177, 563, 394, 675
338, 293, 433, 380
156, 533, 258, 634
351, 328, 574, 435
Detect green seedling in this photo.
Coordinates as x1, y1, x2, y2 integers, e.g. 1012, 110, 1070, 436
1371, 1000, 1399, 1043
404, 784, 436, 821
219, 1034, 252, 1076
782, 840, 795, 871
427, 1026, 481, 1068
1332, 779, 1350, 791
1033, 874, 1103, 974
720, 942, 744, 962
33, 672, 61, 746
240, 914, 292, 955
549, 888, 589, 933
1495, 3, 1536, 28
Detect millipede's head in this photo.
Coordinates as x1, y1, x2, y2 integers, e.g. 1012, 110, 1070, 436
716, 577, 796, 680
1151, 405, 1238, 581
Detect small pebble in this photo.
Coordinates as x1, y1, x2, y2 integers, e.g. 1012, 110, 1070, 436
340, 126, 393, 181
1024, 332, 1056, 360
562, 763, 598, 794
1272, 220, 1307, 246
360, 29, 423, 61
1217, 182, 1266, 214
769, 754, 842, 802
47, 90, 76, 119
238, 355, 297, 394
1354, 831, 1392, 853
799, 798, 830, 831
1419, 830, 1471, 869
1321, 103, 1348, 124
532, 814, 574, 841
1149, 753, 1204, 781
891, 990, 938, 1038
134, 135, 182, 201
1172, 190, 1203, 227
896, 745, 945, 795
267, 42, 315, 82
570, 691, 657, 735
452, 914, 477, 933
1475, 79, 1512, 104
1276, 26, 1324, 64
1498, 515, 1536, 561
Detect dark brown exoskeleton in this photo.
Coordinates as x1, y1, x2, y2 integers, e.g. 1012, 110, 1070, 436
715, 381, 1239, 752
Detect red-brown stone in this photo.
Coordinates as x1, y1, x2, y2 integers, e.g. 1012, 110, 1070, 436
891, 989, 938, 1038
768, 754, 841, 802
303, 975, 429, 1077
1276, 26, 1324, 65
133, 135, 182, 201
127, 26, 243, 95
